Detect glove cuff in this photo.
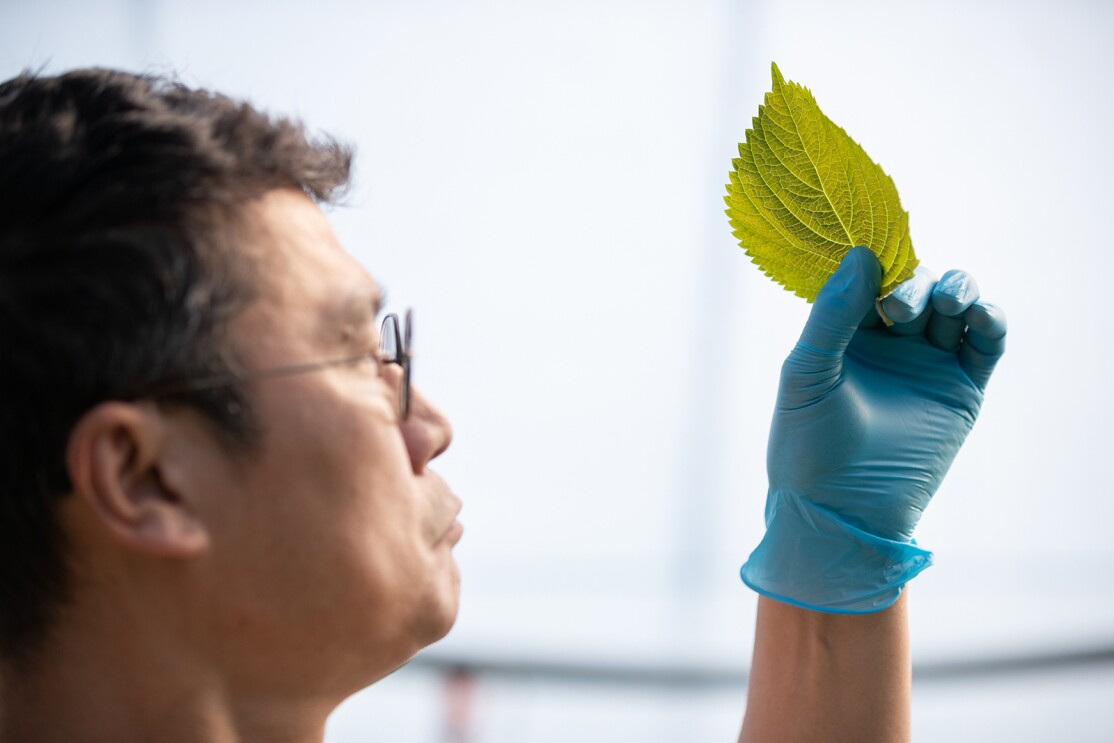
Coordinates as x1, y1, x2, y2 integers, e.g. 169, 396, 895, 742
740, 489, 933, 614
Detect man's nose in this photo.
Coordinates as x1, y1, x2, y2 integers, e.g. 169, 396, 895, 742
399, 383, 453, 474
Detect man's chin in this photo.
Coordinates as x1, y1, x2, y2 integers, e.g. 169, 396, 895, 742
429, 568, 462, 642
411, 565, 462, 646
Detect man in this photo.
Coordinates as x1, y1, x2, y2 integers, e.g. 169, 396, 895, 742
0, 69, 1005, 742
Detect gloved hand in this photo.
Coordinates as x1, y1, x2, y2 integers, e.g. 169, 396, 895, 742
740, 246, 1007, 613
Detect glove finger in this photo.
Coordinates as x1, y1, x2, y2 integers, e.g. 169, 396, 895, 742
888, 305, 934, 337
798, 246, 881, 356
859, 305, 883, 330
881, 265, 938, 325
926, 269, 980, 352
959, 300, 1007, 390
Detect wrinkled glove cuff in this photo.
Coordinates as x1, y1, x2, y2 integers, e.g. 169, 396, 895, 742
739, 489, 933, 614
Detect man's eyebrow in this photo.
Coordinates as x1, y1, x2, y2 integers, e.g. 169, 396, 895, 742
334, 284, 385, 335
372, 284, 386, 318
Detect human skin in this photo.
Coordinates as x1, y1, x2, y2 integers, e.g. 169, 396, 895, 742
739, 594, 910, 743
0, 189, 460, 743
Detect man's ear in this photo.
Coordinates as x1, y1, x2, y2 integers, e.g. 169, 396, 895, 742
65, 402, 209, 557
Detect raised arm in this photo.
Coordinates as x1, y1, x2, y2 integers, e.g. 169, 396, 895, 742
741, 594, 910, 742
737, 247, 1007, 742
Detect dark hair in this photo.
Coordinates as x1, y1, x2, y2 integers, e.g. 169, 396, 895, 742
0, 68, 352, 664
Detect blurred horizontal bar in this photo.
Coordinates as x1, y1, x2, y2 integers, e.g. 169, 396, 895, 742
912, 644, 1114, 682
411, 653, 749, 689
407, 644, 1114, 689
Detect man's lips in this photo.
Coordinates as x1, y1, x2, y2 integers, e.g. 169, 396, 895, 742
424, 470, 462, 546
440, 517, 464, 546
436, 493, 464, 546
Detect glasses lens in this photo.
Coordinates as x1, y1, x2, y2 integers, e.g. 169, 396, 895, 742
401, 359, 411, 419
380, 314, 400, 361
380, 312, 411, 420
401, 310, 412, 419
403, 308, 413, 353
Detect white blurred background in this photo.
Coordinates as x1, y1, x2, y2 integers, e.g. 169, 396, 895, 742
3, 0, 1113, 740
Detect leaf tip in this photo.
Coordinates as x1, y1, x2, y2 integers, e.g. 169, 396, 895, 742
770, 61, 785, 86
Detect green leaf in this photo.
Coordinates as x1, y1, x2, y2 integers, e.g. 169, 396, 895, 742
725, 62, 918, 301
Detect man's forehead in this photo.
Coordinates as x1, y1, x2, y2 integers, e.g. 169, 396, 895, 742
273, 267, 383, 340
335, 282, 384, 323
233, 188, 382, 343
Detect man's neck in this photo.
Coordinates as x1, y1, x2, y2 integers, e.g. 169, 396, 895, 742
0, 612, 332, 743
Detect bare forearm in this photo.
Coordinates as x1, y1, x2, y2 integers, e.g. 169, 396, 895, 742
738, 593, 910, 743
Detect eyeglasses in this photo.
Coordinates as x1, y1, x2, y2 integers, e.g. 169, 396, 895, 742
145, 309, 414, 421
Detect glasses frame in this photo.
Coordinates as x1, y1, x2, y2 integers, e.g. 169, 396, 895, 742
380, 310, 413, 420
142, 309, 413, 421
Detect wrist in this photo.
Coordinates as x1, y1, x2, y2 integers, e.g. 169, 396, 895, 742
741, 593, 912, 742
740, 489, 933, 614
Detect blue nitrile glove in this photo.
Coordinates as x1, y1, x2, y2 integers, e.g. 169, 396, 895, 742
740, 247, 1007, 613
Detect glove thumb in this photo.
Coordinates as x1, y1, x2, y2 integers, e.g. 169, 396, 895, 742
798, 246, 881, 355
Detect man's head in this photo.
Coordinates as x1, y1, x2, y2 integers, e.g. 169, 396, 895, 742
0, 69, 459, 695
